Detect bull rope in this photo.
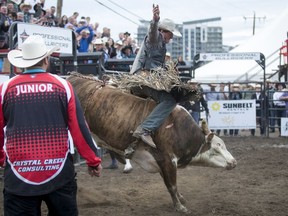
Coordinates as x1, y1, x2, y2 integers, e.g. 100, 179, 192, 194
68, 72, 106, 115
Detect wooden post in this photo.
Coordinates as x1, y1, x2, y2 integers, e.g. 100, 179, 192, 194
56, 0, 63, 20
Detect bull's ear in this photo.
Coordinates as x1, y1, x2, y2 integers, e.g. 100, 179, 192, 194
201, 119, 210, 135
206, 132, 215, 142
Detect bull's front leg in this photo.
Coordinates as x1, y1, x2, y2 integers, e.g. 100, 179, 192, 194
157, 154, 188, 213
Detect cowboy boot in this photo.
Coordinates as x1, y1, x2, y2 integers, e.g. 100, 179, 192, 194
133, 126, 157, 148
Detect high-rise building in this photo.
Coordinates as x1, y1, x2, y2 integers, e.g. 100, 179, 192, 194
182, 17, 223, 62
136, 17, 224, 63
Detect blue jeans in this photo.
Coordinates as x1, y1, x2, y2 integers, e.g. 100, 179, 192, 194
191, 111, 200, 124
140, 86, 177, 132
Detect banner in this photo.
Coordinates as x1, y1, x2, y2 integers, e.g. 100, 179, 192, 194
207, 100, 256, 129
17, 23, 73, 54
199, 52, 261, 61
280, 118, 288, 136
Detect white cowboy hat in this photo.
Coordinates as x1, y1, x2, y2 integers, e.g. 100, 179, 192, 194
158, 18, 182, 37
92, 38, 104, 45
188, 79, 198, 84
20, 2, 32, 10
8, 35, 59, 68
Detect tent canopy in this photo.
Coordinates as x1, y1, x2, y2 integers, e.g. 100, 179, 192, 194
195, 7, 288, 82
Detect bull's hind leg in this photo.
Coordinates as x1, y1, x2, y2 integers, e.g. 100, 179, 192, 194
156, 154, 188, 213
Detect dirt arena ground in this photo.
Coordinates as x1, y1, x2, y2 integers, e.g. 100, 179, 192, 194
0, 134, 287, 216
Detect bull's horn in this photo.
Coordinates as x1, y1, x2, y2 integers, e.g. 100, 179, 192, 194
201, 119, 210, 135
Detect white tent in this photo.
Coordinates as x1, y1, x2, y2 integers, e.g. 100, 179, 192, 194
195, 7, 288, 82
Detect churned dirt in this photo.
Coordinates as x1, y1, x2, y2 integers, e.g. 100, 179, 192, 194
0, 134, 288, 216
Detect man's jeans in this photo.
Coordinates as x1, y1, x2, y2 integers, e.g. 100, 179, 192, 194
191, 111, 200, 125
139, 86, 177, 132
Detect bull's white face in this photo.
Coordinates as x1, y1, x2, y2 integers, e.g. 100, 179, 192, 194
190, 133, 237, 170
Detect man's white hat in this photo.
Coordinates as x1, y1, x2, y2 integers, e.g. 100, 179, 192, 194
8, 35, 59, 68
187, 79, 198, 84
158, 18, 182, 37
115, 40, 123, 46
92, 38, 104, 45
19, 1, 32, 10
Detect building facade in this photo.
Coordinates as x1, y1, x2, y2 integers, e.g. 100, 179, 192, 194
137, 17, 224, 63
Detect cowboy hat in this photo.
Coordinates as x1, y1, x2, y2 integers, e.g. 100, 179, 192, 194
158, 18, 182, 37
92, 38, 104, 45
255, 84, 261, 89
8, 35, 59, 68
187, 79, 198, 84
20, 2, 32, 11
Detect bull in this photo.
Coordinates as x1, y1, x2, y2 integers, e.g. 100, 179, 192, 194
67, 74, 237, 213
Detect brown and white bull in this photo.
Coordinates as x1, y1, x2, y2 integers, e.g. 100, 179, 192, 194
67, 74, 237, 213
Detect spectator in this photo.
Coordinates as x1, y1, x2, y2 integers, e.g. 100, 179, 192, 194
114, 40, 123, 59
77, 17, 87, 27
205, 83, 218, 101
85, 16, 91, 26
0, 35, 102, 215
49, 5, 58, 26
273, 82, 286, 134
177, 56, 186, 66
92, 38, 109, 62
33, 0, 44, 18
243, 83, 255, 99
19, 1, 33, 23
104, 151, 118, 169
14, 11, 24, 22
215, 83, 228, 136
107, 37, 117, 58
165, 52, 172, 63
228, 83, 242, 136
123, 31, 130, 41
266, 79, 276, 132
71, 11, 79, 20
280, 87, 288, 117
58, 14, 68, 28
250, 84, 265, 136
118, 32, 125, 42
64, 16, 76, 30
0, 34, 8, 49
76, 25, 94, 53
7, 2, 17, 13
180, 79, 209, 125
121, 45, 135, 59
0, 5, 12, 37
102, 27, 110, 38
7, 11, 17, 22
41, 8, 57, 27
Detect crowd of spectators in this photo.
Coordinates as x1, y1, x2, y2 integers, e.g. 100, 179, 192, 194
0, 0, 140, 62
194, 81, 288, 137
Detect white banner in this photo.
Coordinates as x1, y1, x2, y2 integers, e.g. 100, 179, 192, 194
207, 100, 256, 129
280, 117, 288, 136
17, 23, 73, 54
199, 52, 261, 61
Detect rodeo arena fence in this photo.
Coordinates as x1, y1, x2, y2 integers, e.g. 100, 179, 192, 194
1, 23, 288, 141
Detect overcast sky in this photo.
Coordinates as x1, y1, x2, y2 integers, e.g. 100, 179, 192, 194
46, 0, 288, 47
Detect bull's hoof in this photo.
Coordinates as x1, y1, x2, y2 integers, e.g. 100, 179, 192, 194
175, 203, 189, 213
123, 167, 133, 174
124, 147, 135, 159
